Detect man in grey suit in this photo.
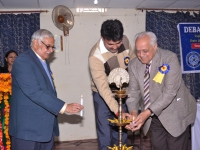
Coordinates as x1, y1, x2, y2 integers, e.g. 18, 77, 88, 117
9, 29, 84, 150
125, 31, 196, 150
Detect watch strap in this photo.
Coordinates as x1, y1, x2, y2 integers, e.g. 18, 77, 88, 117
148, 108, 154, 116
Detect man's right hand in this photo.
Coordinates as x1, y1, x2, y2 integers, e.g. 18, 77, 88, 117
125, 110, 138, 131
65, 103, 84, 114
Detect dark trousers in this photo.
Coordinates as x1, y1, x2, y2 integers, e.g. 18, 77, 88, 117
93, 92, 127, 150
149, 116, 189, 150
11, 136, 54, 150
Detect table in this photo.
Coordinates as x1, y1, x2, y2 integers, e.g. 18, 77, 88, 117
192, 103, 200, 150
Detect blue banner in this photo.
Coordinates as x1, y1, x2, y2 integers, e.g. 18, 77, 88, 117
177, 23, 200, 73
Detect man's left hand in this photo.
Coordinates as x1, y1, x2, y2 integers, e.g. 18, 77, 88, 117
126, 109, 151, 132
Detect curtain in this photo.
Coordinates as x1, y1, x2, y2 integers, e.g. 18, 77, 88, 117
146, 11, 200, 99
0, 13, 40, 66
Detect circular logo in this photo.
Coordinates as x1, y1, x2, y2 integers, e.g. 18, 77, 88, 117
186, 52, 200, 68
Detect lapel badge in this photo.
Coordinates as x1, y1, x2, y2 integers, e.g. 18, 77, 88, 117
153, 63, 170, 84
124, 56, 130, 66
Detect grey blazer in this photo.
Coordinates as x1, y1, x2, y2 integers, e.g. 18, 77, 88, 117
126, 48, 197, 137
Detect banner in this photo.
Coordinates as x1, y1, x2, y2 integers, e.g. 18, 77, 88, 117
177, 23, 200, 73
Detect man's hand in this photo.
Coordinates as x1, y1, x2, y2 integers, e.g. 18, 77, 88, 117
125, 110, 137, 130
65, 103, 84, 114
122, 112, 132, 119
125, 109, 151, 132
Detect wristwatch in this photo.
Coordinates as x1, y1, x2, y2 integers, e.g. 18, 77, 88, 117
148, 108, 154, 117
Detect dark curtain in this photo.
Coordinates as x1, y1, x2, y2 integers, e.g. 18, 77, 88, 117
146, 11, 200, 99
0, 13, 40, 66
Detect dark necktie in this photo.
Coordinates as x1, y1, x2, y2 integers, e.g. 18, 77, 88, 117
144, 64, 150, 110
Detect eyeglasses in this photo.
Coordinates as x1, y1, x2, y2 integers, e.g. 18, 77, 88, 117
41, 41, 56, 50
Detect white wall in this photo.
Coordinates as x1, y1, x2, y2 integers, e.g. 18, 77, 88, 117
40, 8, 146, 141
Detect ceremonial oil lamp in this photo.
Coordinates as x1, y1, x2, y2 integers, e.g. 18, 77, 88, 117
107, 68, 133, 150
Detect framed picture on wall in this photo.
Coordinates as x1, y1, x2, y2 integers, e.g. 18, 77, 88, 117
54, 35, 63, 52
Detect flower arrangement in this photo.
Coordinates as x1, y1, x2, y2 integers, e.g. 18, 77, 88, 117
0, 73, 12, 150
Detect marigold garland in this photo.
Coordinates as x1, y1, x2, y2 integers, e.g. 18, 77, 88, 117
0, 73, 12, 150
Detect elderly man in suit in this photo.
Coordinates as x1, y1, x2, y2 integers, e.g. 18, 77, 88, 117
125, 31, 196, 150
9, 29, 84, 150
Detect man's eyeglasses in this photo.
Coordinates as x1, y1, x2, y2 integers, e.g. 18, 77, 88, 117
41, 41, 56, 50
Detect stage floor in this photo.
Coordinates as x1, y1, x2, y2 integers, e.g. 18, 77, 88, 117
54, 132, 191, 150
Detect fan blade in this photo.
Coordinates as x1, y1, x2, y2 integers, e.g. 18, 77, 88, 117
67, 20, 73, 25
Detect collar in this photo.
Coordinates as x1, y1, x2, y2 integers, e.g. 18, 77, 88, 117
32, 48, 45, 62
149, 60, 152, 65
147, 60, 153, 72
99, 38, 110, 54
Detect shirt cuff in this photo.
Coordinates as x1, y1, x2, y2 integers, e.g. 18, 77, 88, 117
60, 103, 67, 114
115, 109, 124, 117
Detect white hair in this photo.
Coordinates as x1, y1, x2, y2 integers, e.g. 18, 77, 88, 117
30, 29, 54, 47
134, 31, 157, 46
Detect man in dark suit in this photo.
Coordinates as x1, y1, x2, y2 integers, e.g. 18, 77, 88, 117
9, 29, 84, 150
125, 31, 197, 150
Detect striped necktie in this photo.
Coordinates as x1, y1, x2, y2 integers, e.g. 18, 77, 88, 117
144, 64, 150, 110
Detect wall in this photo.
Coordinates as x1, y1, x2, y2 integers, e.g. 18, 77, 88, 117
40, 8, 145, 141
